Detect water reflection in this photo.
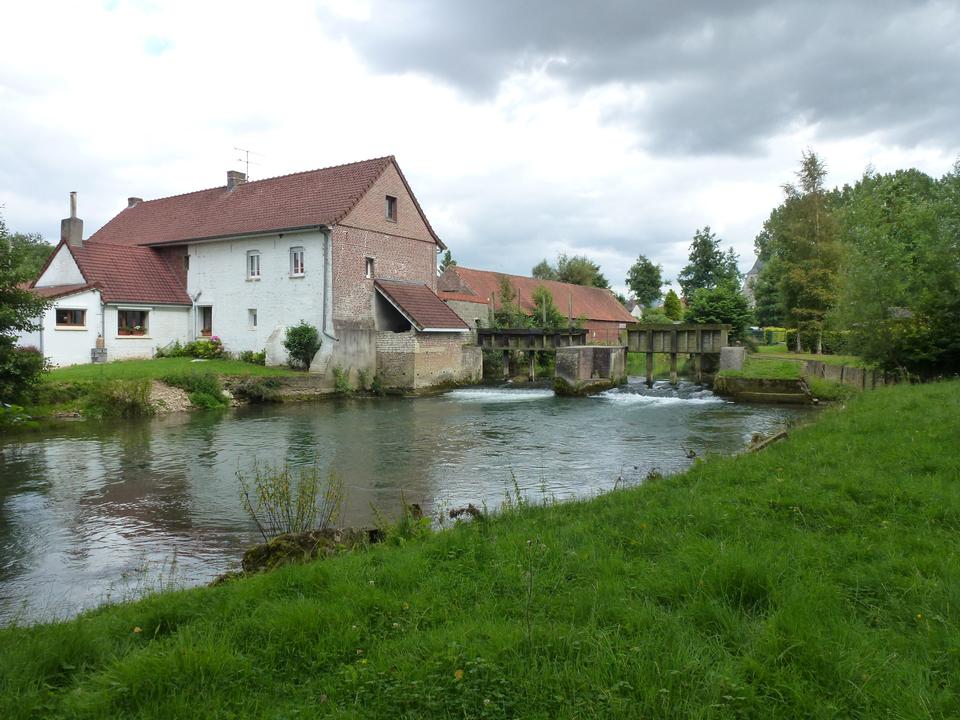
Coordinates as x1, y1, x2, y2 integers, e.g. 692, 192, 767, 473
0, 381, 810, 623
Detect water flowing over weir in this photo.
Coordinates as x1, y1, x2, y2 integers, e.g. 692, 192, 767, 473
0, 381, 811, 623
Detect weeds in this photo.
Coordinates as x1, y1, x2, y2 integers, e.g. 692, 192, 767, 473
356, 368, 370, 392
333, 365, 354, 394
81, 379, 155, 418
238, 461, 344, 542
227, 376, 282, 403
161, 372, 229, 409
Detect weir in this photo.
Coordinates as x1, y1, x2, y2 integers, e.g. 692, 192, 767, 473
622, 323, 730, 385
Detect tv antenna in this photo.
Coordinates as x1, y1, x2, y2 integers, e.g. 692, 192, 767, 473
234, 147, 264, 179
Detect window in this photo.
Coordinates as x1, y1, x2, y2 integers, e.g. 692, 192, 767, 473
183, 254, 190, 272
199, 306, 212, 337
118, 309, 149, 336
55, 308, 86, 327
290, 247, 305, 277
248, 309, 258, 328
365, 257, 375, 279
247, 250, 261, 279
385, 195, 397, 222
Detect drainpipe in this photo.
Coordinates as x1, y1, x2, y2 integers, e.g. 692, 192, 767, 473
321, 226, 337, 342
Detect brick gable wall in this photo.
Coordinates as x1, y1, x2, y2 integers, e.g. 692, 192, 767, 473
340, 163, 436, 245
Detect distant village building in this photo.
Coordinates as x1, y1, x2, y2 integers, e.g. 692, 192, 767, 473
22, 157, 478, 390
623, 299, 644, 320
438, 266, 635, 344
741, 257, 764, 306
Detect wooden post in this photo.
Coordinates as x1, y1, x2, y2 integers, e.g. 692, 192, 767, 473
694, 354, 702, 384
529, 350, 536, 381
645, 352, 654, 387
670, 353, 678, 385
502, 349, 510, 379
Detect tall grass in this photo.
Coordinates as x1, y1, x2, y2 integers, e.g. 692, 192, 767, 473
80, 379, 155, 419
160, 372, 228, 409
1, 382, 958, 718
238, 462, 344, 542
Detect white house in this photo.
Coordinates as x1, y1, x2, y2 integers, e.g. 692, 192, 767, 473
24, 157, 478, 389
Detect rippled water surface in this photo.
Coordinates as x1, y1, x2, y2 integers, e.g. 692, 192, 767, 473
0, 380, 811, 623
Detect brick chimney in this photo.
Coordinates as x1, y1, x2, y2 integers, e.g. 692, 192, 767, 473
61, 191, 83, 247
227, 170, 246, 189
127, 197, 143, 208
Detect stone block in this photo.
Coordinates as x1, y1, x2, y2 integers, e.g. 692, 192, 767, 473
719, 346, 746, 371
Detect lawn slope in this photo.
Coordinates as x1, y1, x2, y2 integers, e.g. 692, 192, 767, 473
1, 382, 958, 718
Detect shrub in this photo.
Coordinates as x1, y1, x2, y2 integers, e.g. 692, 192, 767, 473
239, 349, 266, 365
332, 365, 353, 394
357, 368, 370, 391
182, 337, 224, 359
155, 340, 189, 358
161, 372, 229, 409
82, 379, 155, 419
0, 345, 48, 403
283, 322, 321, 369
238, 462, 344, 542
370, 374, 385, 396
0, 403, 35, 429
228, 377, 282, 403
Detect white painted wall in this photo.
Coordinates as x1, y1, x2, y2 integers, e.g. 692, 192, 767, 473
103, 305, 191, 360
35, 245, 84, 286
187, 230, 326, 359
30, 289, 103, 367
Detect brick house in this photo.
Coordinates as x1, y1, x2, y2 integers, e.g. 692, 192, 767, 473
438, 266, 635, 343
24, 157, 478, 389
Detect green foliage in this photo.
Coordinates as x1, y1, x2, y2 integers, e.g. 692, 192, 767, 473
283, 321, 321, 369
356, 368, 370, 391
238, 461, 344, 542
662, 289, 683, 320
530, 285, 567, 329
677, 226, 741, 299
0, 346, 48, 403
238, 349, 266, 366
370, 373, 386, 396
808, 376, 858, 401
636, 306, 671, 324
531, 253, 610, 289
438, 249, 456, 273
227, 377, 282, 404
0, 215, 51, 403
154, 340, 187, 358
185, 337, 224, 359
0, 403, 35, 430
3, 383, 959, 718
161, 372, 228, 409
625, 254, 664, 307
492, 275, 529, 328
81, 379, 155, 419
683, 282, 753, 341
332, 366, 354, 394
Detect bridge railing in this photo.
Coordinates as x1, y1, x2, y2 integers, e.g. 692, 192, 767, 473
623, 323, 730, 355
476, 327, 589, 350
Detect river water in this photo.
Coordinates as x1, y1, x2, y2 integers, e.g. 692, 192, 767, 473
0, 380, 810, 624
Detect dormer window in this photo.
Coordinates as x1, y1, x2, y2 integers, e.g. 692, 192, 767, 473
290, 247, 305, 277
385, 195, 397, 222
247, 250, 261, 280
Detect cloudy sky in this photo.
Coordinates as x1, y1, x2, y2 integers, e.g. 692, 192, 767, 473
2, 0, 958, 296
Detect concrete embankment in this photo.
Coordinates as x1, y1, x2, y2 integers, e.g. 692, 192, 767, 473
712, 376, 813, 404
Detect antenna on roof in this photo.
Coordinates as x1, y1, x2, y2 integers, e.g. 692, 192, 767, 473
233, 147, 263, 179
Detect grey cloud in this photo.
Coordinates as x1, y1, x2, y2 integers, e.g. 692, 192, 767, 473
320, 0, 960, 154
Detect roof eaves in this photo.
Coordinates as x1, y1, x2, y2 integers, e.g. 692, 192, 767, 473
138, 224, 332, 247
329, 155, 395, 226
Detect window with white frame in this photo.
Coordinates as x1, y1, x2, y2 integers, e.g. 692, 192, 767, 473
55, 308, 86, 328
365, 257, 375, 279
290, 247, 305, 277
247, 250, 261, 279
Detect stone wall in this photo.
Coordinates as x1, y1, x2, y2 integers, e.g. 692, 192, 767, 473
802, 360, 893, 389
377, 331, 481, 390
555, 345, 627, 395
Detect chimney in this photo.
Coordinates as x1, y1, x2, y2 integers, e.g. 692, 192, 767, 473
127, 197, 143, 208
61, 191, 84, 247
227, 170, 246, 189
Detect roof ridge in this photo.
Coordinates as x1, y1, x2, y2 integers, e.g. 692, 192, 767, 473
129, 155, 395, 205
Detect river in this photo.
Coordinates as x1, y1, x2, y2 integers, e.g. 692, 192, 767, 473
0, 379, 810, 624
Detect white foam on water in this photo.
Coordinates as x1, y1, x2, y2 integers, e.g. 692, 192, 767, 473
596, 388, 727, 406
445, 388, 554, 403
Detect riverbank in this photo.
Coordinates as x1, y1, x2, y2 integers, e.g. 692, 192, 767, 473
1, 381, 957, 717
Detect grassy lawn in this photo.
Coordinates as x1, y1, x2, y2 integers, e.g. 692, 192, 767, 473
1, 381, 958, 718
48, 357, 298, 381
755, 344, 871, 368
717, 356, 802, 380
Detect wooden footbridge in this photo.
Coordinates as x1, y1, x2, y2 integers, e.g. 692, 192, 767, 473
475, 324, 730, 384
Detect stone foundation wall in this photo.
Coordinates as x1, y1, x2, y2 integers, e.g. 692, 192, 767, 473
376, 331, 480, 390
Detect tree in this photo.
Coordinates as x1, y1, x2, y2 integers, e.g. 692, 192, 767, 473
0, 215, 51, 402
751, 262, 785, 327
493, 274, 528, 328
663, 289, 683, 320
766, 150, 841, 353
625, 254, 663, 307
7, 231, 53, 280
683, 282, 753, 342
438, 249, 456, 273
676, 226, 741, 299
531, 286, 567, 329
531, 254, 609, 289
282, 321, 321, 369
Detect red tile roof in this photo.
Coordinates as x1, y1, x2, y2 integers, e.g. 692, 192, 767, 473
375, 279, 469, 332
68, 242, 191, 305
88, 156, 442, 247
28, 283, 97, 299
438, 266, 635, 323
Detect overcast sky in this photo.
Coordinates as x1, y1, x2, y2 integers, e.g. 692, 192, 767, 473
2, 0, 958, 296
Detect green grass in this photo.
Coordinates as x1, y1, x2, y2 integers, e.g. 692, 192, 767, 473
48, 357, 298, 381
2, 382, 959, 718
755, 345, 871, 368
718, 356, 803, 380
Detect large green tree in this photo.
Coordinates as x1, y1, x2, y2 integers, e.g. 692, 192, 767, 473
531, 254, 610, 289
683, 282, 753, 342
662, 289, 683, 320
625, 254, 663, 307
531, 286, 568, 329
0, 216, 50, 402
766, 150, 842, 353
7, 231, 53, 280
676, 226, 740, 299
